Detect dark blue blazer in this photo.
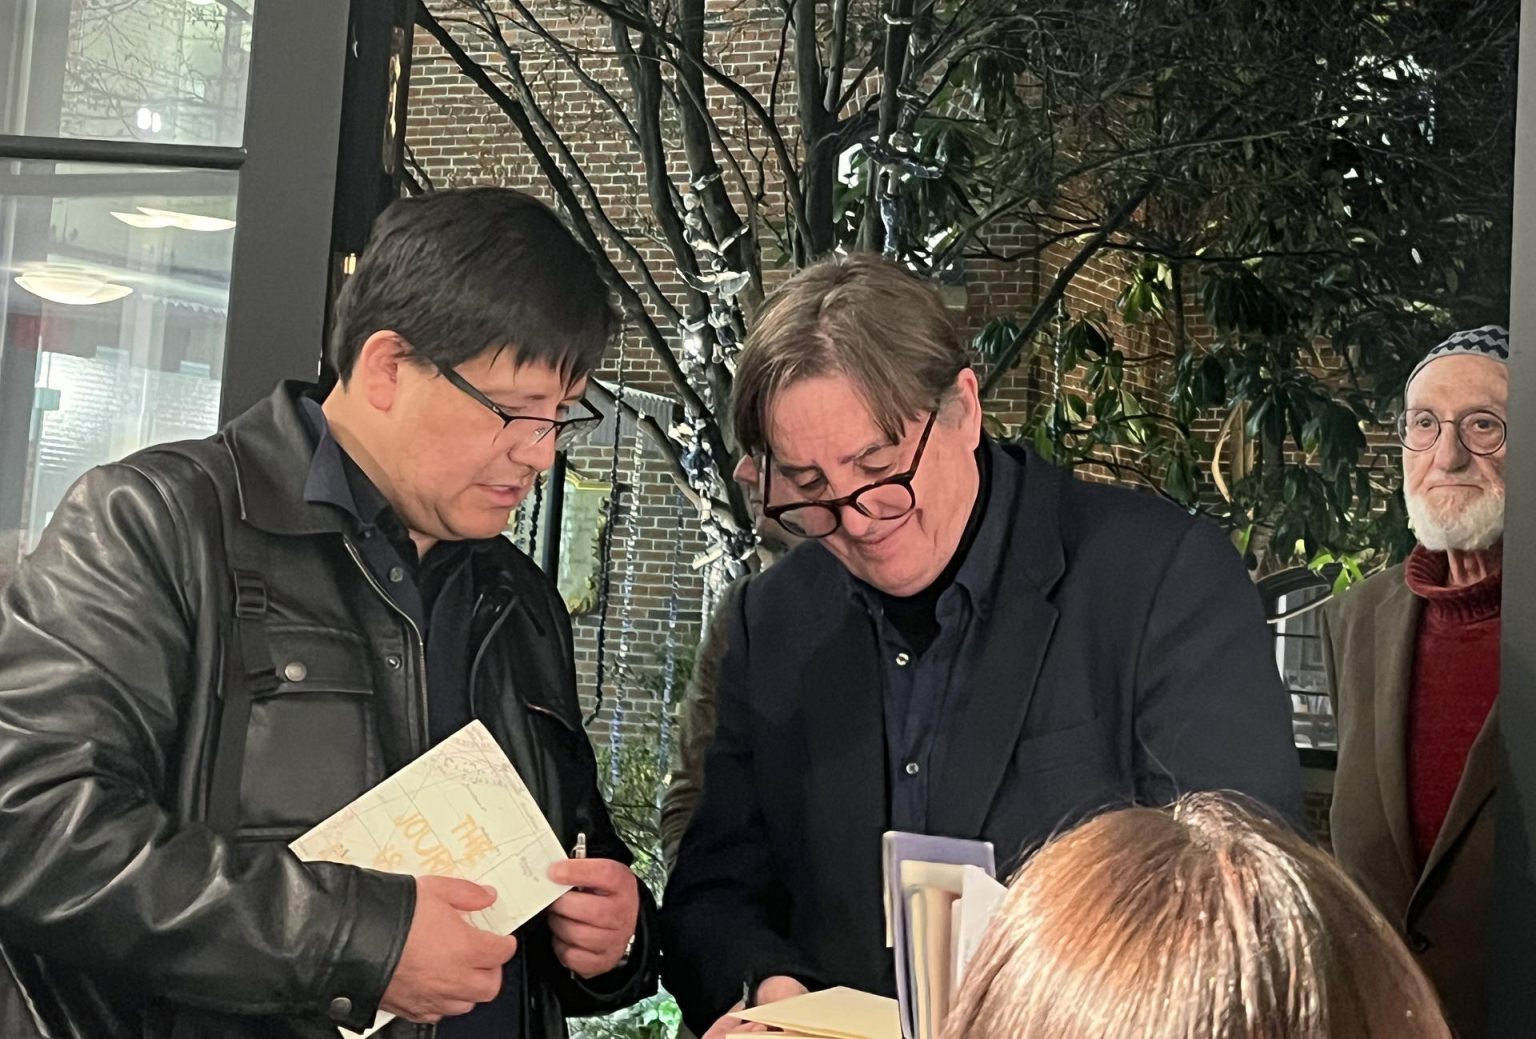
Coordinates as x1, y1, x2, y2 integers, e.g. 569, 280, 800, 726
661, 443, 1303, 1033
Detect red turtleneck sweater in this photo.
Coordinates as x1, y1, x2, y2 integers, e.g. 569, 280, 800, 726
1404, 545, 1502, 866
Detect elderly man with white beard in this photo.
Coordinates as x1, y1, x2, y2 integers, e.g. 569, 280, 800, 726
1324, 325, 1509, 1039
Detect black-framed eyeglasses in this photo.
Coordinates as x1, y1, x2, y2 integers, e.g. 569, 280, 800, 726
762, 412, 937, 538
437, 364, 603, 451
1396, 408, 1507, 456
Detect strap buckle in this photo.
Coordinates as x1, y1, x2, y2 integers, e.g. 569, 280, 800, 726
233, 569, 268, 619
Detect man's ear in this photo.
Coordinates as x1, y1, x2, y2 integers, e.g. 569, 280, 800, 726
353, 332, 412, 413
951, 367, 983, 449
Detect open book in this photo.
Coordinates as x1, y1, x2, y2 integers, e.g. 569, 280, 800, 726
723, 832, 1008, 1039
730, 987, 903, 1039
883, 832, 1008, 1039
289, 720, 571, 1037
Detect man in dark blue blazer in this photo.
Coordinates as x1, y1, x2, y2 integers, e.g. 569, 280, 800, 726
661, 255, 1303, 1039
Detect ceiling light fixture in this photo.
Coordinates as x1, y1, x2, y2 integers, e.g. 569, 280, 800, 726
110, 206, 235, 232
14, 265, 134, 306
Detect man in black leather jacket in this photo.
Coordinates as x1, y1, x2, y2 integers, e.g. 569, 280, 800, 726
0, 187, 657, 1038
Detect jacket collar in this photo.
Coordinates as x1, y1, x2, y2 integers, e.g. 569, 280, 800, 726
928, 445, 1065, 835
1370, 569, 1424, 888
1363, 563, 1501, 925
219, 381, 351, 537
1409, 703, 1499, 921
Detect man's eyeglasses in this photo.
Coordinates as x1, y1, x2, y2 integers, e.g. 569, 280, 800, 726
437, 365, 602, 451
762, 411, 937, 539
1396, 409, 1507, 457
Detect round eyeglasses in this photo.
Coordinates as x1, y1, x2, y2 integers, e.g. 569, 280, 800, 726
437, 365, 603, 451
1395, 409, 1506, 456
761, 412, 936, 538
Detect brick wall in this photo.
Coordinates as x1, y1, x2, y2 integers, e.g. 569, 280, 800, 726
404, 4, 1346, 761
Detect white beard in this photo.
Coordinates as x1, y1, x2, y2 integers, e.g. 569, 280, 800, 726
1406, 484, 1506, 551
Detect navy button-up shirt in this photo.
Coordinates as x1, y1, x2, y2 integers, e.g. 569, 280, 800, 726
852, 441, 1009, 834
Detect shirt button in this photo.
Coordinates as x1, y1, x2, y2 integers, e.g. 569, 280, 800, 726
387, 566, 405, 583
282, 661, 307, 683
895, 652, 911, 667
905, 762, 921, 776
327, 996, 353, 1021
385, 655, 402, 670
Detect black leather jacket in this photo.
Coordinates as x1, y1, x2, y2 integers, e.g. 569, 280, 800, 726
0, 383, 656, 1038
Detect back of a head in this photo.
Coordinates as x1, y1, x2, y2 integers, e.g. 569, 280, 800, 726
944, 794, 1450, 1039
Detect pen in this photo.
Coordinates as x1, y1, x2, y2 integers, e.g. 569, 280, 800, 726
572, 832, 587, 859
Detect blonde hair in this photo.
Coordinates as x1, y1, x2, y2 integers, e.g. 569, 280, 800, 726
731, 254, 967, 456
944, 794, 1450, 1039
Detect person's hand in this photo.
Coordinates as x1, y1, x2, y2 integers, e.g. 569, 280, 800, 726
546, 858, 641, 978
380, 876, 520, 1023
699, 976, 809, 1039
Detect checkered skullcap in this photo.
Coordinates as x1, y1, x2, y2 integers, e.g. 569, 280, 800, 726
1407, 325, 1509, 389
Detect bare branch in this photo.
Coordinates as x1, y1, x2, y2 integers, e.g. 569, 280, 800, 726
979, 173, 1162, 398
417, 2, 709, 422
793, 0, 836, 260
585, 381, 739, 530
456, 6, 685, 328
570, 0, 814, 246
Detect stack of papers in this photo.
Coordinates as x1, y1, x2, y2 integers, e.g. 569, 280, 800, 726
290, 720, 571, 1037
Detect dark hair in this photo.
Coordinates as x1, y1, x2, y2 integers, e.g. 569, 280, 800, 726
330, 187, 618, 384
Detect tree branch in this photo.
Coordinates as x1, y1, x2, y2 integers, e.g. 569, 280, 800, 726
451, 4, 684, 329
585, 381, 739, 531
676, 0, 763, 307
793, 0, 836, 260
979, 173, 1161, 398
570, 0, 814, 248
860, 0, 918, 253
608, 18, 710, 319
417, 2, 708, 422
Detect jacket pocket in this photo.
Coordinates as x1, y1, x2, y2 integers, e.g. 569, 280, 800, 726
236, 626, 379, 833
1012, 716, 1110, 775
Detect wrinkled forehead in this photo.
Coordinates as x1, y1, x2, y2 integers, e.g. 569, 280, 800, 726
1406, 354, 1509, 411
762, 374, 897, 462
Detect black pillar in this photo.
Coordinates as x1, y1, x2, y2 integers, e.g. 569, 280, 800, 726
1489, 1, 1536, 1033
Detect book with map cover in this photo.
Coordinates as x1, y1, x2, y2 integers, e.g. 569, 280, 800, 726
290, 720, 571, 1036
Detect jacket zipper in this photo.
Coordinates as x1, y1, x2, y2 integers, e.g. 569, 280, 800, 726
525, 702, 579, 732
343, 539, 430, 753
468, 592, 513, 720
341, 539, 435, 1039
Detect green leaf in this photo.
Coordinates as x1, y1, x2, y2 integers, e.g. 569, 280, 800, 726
1032, 422, 1055, 461
1233, 523, 1255, 555
972, 316, 1023, 366
1197, 357, 1226, 405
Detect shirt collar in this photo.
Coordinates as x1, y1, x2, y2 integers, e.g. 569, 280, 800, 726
951, 438, 1014, 617
298, 396, 399, 533
846, 436, 1016, 619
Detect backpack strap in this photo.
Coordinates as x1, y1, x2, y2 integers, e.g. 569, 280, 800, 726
155, 440, 277, 837
205, 447, 276, 837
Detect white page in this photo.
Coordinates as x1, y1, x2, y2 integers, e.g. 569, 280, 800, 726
734, 986, 902, 1039
290, 720, 571, 1036
951, 865, 1007, 991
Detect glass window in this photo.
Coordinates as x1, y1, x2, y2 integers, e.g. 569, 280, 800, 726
0, 160, 237, 580
1272, 582, 1337, 752
1, 0, 254, 147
